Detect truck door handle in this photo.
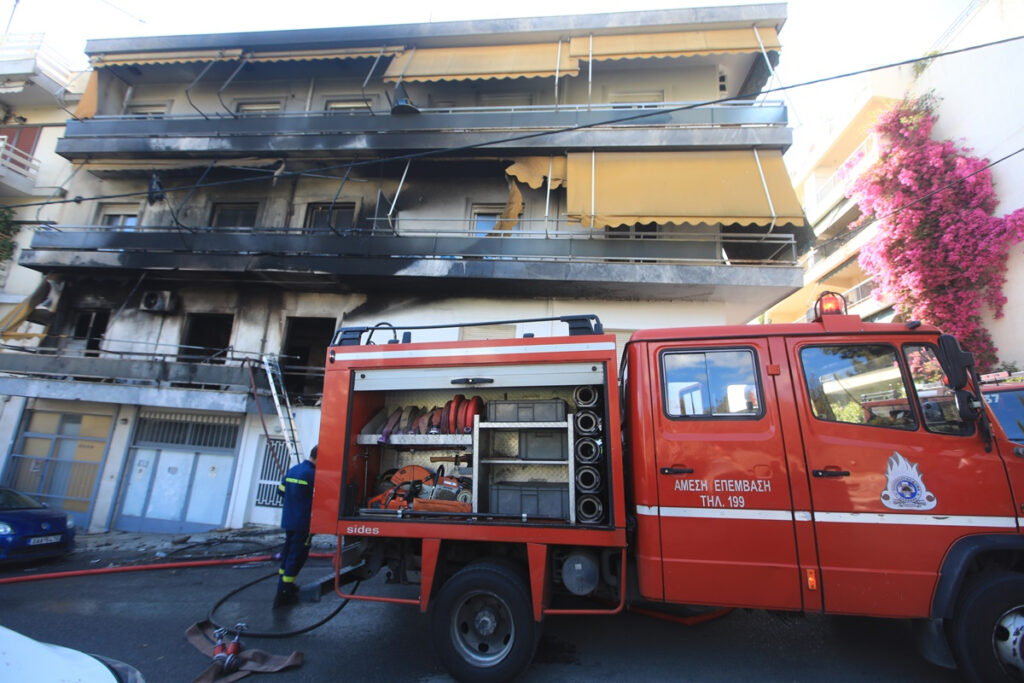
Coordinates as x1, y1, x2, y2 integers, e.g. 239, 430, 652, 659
660, 467, 695, 475
1014, 447, 1024, 458
812, 468, 851, 478
451, 377, 494, 385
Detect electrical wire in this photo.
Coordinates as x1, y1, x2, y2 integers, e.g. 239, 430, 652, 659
3, 33, 1022, 213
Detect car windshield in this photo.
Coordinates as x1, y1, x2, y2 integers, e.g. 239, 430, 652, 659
985, 387, 1024, 443
0, 488, 44, 510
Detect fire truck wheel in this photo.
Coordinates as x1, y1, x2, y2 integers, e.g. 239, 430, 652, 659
431, 562, 538, 683
950, 570, 1024, 682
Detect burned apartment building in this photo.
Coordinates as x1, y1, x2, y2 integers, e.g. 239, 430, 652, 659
0, 5, 804, 533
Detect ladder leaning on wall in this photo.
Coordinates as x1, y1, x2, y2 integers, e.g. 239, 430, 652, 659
262, 353, 304, 467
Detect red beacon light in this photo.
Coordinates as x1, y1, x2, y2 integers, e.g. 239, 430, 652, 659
813, 291, 848, 321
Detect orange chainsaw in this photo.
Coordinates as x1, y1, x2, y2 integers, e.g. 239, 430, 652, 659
368, 464, 472, 512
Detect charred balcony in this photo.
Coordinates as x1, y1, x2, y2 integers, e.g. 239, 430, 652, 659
57, 102, 790, 160
20, 222, 802, 306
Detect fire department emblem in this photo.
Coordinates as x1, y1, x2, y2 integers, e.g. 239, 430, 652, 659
880, 452, 936, 510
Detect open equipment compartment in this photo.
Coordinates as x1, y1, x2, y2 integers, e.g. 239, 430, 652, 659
344, 360, 612, 526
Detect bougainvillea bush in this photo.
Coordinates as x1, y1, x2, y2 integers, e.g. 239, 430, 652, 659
847, 95, 1024, 371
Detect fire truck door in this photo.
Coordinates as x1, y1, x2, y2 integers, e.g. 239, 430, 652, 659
790, 338, 1017, 618
647, 339, 802, 610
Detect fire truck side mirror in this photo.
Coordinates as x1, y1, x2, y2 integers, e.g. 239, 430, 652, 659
936, 334, 974, 391
954, 389, 982, 421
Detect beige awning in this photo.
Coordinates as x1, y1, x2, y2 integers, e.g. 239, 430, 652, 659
74, 70, 98, 119
81, 158, 283, 174
91, 49, 245, 67
247, 46, 404, 62
383, 43, 578, 82
565, 150, 804, 228
568, 27, 781, 61
504, 157, 566, 190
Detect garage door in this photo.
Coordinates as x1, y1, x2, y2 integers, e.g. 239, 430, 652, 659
115, 411, 241, 534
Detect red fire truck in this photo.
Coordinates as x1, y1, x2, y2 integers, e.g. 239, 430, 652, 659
312, 293, 1024, 682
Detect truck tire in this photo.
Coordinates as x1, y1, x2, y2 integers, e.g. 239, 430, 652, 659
950, 570, 1024, 682
430, 561, 538, 683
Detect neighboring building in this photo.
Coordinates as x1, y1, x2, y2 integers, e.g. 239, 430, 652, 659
761, 69, 909, 324
764, 0, 1024, 373
0, 5, 805, 533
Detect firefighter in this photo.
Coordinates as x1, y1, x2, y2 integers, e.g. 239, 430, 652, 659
274, 444, 317, 608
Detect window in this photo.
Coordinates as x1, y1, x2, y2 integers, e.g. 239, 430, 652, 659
904, 344, 973, 436
800, 345, 916, 430
178, 313, 234, 364
304, 202, 356, 232
471, 203, 519, 236
662, 349, 761, 418
325, 96, 371, 112
210, 203, 258, 228
235, 100, 283, 114
70, 309, 110, 357
281, 316, 335, 403
99, 204, 139, 230
125, 102, 168, 117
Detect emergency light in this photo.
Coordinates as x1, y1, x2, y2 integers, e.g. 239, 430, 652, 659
813, 292, 847, 320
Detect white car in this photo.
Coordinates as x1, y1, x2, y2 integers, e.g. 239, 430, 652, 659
0, 625, 145, 682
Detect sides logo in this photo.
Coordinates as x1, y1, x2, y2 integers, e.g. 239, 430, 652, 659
880, 452, 936, 510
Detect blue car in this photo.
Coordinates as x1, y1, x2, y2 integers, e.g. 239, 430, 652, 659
0, 487, 76, 563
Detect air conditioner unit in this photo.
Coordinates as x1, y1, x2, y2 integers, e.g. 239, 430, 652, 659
139, 290, 178, 313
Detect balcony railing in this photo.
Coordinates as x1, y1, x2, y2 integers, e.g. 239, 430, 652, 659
0, 34, 73, 86
58, 100, 791, 157
25, 221, 798, 267
812, 136, 879, 209
0, 136, 40, 182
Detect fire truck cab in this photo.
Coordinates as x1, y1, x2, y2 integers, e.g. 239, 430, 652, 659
312, 301, 1024, 682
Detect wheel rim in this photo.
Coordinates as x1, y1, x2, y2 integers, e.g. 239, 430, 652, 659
993, 605, 1024, 676
450, 589, 515, 667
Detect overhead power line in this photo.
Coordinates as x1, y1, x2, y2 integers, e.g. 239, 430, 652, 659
5, 32, 1023, 213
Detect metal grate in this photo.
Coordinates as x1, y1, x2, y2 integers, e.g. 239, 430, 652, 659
134, 413, 240, 450
255, 438, 290, 508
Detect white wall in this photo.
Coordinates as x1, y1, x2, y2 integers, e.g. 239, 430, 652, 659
913, 0, 1024, 367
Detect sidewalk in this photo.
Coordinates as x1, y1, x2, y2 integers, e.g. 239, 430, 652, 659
4, 526, 337, 576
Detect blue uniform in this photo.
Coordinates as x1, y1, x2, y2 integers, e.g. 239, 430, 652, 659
276, 457, 316, 600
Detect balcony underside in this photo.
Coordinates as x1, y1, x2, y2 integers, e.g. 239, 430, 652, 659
21, 233, 801, 310
0, 353, 274, 412
58, 106, 791, 160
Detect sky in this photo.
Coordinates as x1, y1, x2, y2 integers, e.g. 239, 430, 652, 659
3, 0, 973, 155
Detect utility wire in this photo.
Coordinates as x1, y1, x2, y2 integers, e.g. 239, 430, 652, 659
4, 32, 1022, 212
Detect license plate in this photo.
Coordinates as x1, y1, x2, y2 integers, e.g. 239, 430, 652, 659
28, 535, 60, 545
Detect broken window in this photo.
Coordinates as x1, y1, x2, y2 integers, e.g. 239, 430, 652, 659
210, 203, 258, 228
281, 317, 335, 404
304, 203, 356, 232
68, 309, 110, 357
178, 313, 234, 365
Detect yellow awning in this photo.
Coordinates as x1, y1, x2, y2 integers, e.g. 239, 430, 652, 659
568, 27, 780, 61
81, 158, 283, 174
565, 150, 804, 228
91, 49, 244, 67
504, 157, 566, 189
246, 46, 404, 62
383, 43, 578, 82
74, 70, 98, 119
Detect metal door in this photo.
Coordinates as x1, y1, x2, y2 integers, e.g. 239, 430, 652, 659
647, 339, 802, 609
789, 337, 1017, 617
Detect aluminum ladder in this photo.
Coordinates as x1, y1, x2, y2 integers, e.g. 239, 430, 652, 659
262, 353, 303, 466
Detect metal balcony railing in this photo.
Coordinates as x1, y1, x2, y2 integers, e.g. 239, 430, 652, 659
28, 220, 798, 267
0, 136, 40, 182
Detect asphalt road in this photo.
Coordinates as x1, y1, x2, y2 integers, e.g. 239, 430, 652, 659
1, 552, 963, 682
